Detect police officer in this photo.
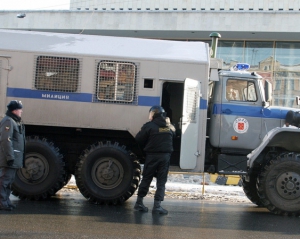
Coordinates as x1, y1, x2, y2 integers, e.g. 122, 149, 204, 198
134, 105, 175, 214
0, 100, 25, 211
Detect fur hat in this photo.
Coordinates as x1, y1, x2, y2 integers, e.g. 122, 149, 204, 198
7, 100, 23, 112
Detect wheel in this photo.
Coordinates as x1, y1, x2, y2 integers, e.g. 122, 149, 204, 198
241, 174, 263, 206
12, 136, 67, 200
75, 141, 141, 205
257, 152, 300, 216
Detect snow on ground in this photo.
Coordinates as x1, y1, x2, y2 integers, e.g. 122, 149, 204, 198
65, 174, 252, 204
150, 174, 251, 203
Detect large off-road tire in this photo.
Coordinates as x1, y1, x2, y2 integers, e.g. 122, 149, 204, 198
257, 152, 300, 216
75, 141, 141, 205
12, 136, 67, 200
241, 174, 263, 206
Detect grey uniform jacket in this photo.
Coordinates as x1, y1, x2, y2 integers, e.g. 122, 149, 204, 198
0, 115, 25, 168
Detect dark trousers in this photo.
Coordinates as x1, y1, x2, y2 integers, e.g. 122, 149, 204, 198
137, 153, 170, 201
0, 167, 17, 208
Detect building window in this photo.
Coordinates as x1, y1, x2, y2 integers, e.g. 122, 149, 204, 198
244, 42, 273, 70
217, 41, 244, 68
275, 42, 300, 67
34, 56, 80, 92
273, 42, 300, 107
96, 61, 137, 103
275, 80, 281, 90
289, 79, 295, 90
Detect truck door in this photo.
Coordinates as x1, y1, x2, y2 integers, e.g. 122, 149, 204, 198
180, 78, 201, 169
0, 56, 9, 117
219, 79, 262, 149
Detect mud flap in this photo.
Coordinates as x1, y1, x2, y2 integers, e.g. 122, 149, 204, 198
217, 154, 247, 174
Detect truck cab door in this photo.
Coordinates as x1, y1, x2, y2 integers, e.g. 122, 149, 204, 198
179, 78, 201, 169
219, 79, 263, 149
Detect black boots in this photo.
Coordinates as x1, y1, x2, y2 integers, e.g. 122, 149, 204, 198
152, 200, 168, 214
134, 197, 168, 215
134, 196, 148, 212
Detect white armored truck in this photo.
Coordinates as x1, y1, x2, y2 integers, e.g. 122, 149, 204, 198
1, 30, 300, 215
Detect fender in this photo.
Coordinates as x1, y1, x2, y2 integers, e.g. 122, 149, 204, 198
247, 126, 300, 168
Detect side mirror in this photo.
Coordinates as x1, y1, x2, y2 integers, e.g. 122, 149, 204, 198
296, 96, 300, 106
262, 101, 270, 107
264, 80, 272, 103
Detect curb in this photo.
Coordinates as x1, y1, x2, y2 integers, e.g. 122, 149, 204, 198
210, 174, 242, 186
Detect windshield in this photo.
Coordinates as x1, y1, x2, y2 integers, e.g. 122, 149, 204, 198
226, 79, 257, 102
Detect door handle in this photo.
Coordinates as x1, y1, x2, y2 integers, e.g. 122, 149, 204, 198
222, 109, 232, 114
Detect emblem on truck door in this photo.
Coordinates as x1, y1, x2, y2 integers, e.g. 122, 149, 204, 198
233, 117, 249, 134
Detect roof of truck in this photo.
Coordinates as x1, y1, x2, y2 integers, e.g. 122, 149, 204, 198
220, 69, 262, 79
0, 30, 209, 64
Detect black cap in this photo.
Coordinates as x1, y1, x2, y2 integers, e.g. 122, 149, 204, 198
7, 100, 23, 112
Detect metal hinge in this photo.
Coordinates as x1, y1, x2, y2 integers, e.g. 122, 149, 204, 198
194, 151, 200, 157
3, 66, 13, 71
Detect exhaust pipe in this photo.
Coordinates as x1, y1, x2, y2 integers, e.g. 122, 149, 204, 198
209, 32, 221, 58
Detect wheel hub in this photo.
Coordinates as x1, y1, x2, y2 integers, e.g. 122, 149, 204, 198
92, 157, 124, 189
17, 153, 49, 184
102, 168, 114, 180
276, 172, 300, 200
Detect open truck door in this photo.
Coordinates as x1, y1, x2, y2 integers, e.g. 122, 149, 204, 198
180, 78, 201, 169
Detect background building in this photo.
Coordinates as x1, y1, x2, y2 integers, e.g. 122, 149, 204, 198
1, 0, 300, 107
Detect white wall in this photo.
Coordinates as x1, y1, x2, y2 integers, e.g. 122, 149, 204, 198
70, 0, 300, 11
0, 11, 299, 38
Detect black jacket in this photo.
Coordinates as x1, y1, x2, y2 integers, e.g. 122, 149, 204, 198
135, 116, 175, 154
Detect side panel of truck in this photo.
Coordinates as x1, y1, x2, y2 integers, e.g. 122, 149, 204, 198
2, 51, 200, 128
0, 30, 214, 204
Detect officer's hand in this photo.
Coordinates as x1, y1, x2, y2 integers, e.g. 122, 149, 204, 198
7, 160, 14, 167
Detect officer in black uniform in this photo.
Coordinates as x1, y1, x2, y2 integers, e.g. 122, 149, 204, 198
134, 105, 175, 214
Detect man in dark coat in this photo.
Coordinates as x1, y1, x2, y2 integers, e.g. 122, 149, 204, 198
134, 105, 175, 214
0, 100, 25, 211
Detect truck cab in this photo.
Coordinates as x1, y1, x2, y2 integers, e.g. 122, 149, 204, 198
206, 64, 290, 174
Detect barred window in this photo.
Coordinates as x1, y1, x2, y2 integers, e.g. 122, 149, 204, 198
185, 87, 198, 123
35, 56, 80, 92
96, 61, 136, 102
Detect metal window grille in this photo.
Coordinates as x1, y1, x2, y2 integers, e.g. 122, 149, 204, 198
95, 61, 138, 104
34, 56, 81, 92
185, 87, 198, 123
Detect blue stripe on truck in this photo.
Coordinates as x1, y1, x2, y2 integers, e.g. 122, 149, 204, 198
7, 87, 209, 109
7, 87, 162, 106
213, 103, 289, 119
200, 98, 207, 109
137, 96, 161, 106
7, 87, 92, 102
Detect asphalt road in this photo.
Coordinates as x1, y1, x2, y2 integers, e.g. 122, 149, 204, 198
0, 191, 299, 239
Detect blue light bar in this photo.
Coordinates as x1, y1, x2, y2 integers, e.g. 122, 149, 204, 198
234, 63, 250, 70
